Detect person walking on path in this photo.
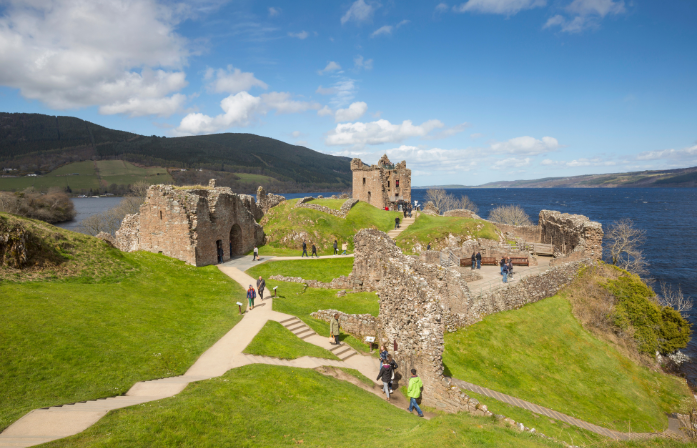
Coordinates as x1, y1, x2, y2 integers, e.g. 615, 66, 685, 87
403, 207, 407, 219
246, 285, 256, 310
376, 360, 393, 401
387, 354, 399, 394
311, 242, 319, 258
253, 246, 259, 261
471, 252, 476, 270
395, 216, 400, 230
333, 240, 338, 255
341, 242, 348, 255
502, 263, 509, 283
507, 257, 513, 279
476, 251, 481, 269
426, 243, 431, 251
329, 313, 341, 345
301, 240, 308, 257
256, 276, 266, 301
407, 369, 424, 417
500, 257, 505, 276
379, 345, 388, 362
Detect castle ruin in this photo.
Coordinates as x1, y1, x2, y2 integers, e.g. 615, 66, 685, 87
114, 181, 266, 266
351, 155, 411, 210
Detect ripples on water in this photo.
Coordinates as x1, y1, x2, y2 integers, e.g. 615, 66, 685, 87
60, 189, 697, 383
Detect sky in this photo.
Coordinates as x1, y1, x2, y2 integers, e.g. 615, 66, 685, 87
0, 0, 695, 186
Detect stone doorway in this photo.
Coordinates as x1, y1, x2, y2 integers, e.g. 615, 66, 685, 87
216, 240, 223, 263
229, 224, 243, 257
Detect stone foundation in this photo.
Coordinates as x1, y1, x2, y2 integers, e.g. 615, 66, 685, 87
310, 309, 378, 341
294, 198, 359, 218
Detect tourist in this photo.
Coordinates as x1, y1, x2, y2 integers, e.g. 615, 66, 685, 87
217, 246, 223, 264
379, 345, 388, 361
311, 242, 318, 258
301, 240, 308, 257
253, 245, 259, 261
333, 239, 338, 255
476, 251, 481, 269
341, 242, 348, 255
330, 313, 341, 345
407, 369, 425, 417
387, 354, 399, 394
507, 257, 513, 278
246, 285, 256, 310
427, 243, 431, 251
377, 359, 393, 400
395, 216, 400, 230
471, 252, 476, 270
403, 206, 407, 219
500, 257, 505, 275
502, 263, 509, 283
257, 276, 266, 301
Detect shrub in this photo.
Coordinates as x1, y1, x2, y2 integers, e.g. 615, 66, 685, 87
487, 204, 532, 226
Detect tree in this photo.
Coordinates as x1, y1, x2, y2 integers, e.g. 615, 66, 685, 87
425, 188, 478, 214
488, 205, 532, 226
658, 282, 692, 319
604, 219, 649, 277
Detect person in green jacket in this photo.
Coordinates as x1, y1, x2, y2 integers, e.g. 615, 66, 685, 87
407, 368, 424, 417
329, 313, 340, 345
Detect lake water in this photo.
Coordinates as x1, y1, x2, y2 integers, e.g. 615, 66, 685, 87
58, 188, 697, 383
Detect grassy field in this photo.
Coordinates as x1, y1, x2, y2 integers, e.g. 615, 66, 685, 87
259, 199, 401, 255
395, 213, 500, 253
307, 198, 347, 210
234, 173, 277, 183
243, 321, 339, 360
0, 160, 172, 192
250, 258, 353, 282
0, 248, 246, 431
43, 364, 562, 448
443, 295, 693, 433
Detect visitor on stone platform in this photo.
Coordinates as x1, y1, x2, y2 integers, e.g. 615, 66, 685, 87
257, 276, 266, 300
333, 240, 338, 255
471, 252, 476, 270
246, 285, 256, 310
311, 242, 318, 258
507, 257, 513, 277
330, 313, 341, 345
253, 246, 259, 261
387, 354, 399, 394
476, 251, 481, 269
301, 240, 308, 257
403, 207, 407, 219
395, 216, 400, 230
341, 242, 348, 255
500, 257, 505, 275
407, 369, 425, 417
502, 263, 509, 283
377, 360, 393, 401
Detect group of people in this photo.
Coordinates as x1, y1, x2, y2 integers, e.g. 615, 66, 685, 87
500, 257, 514, 283
245, 275, 266, 310
301, 240, 349, 257
376, 345, 424, 417
470, 251, 482, 270
402, 203, 413, 218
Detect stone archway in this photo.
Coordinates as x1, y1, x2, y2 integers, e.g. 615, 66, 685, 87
229, 223, 243, 257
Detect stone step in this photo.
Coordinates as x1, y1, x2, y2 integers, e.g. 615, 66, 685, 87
285, 322, 305, 332
291, 325, 312, 335
339, 351, 357, 361
332, 346, 353, 357
279, 316, 298, 324
296, 330, 316, 340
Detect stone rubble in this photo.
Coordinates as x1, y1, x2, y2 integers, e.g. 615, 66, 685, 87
293, 197, 360, 218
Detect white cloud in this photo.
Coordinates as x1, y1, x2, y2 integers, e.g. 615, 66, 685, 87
325, 119, 445, 147
541, 157, 616, 167
636, 145, 697, 162
318, 61, 342, 75
288, 30, 309, 39
268, 7, 280, 16
318, 106, 334, 117
470, 133, 484, 139
0, 0, 190, 117
489, 136, 560, 155
336, 145, 479, 171
371, 25, 393, 37
397, 20, 410, 28
341, 0, 376, 25
316, 85, 337, 95
325, 78, 358, 108
544, 0, 625, 33
492, 157, 531, 170
204, 65, 267, 94
426, 122, 470, 139
175, 91, 320, 135
435, 3, 450, 12
335, 102, 368, 122
453, 0, 546, 15
292, 131, 302, 138
354, 55, 374, 70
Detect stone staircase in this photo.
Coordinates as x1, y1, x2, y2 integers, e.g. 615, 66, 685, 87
328, 342, 358, 361
280, 316, 316, 340
386, 216, 415, 239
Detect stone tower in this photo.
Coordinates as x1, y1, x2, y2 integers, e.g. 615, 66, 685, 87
350, 155, 411, 210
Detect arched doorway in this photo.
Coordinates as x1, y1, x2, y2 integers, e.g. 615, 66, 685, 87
229, 224, 243, 257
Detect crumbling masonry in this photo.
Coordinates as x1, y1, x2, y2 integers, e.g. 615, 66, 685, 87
351, 155, 411, 210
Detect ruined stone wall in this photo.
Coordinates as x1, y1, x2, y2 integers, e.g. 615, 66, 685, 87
293, 198, 359, 218
538, 210, 603, 259
422, 201, 440, 215
310, 309, 378, 341
492, 223, 541, 243
114, 214, 140, 252
268, 274, 353, 290
256, 186, 286, 215
351, 160, 387, 208
443, 209, 481, 219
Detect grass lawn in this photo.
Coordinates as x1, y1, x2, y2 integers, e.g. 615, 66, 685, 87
96, 160, 173, 186
336, 367, 374, 387
307, 198, 347, 210
395, 213, 499, 253
234, 173, 276, 183
0, 161, 101, 191
43, 364, 561, 448
443, 296, 693, 433
260, 199, 401, 255
244, 321, 339, 360
0, 250, 246, 431
248, 258, 353, 282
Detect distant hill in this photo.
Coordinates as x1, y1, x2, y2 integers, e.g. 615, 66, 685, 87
0, 113, 352, 192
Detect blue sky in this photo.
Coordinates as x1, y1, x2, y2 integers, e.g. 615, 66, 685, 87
0, 0, 695, 185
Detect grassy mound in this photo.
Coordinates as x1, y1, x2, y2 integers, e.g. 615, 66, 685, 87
443, 295, 693, 433
249, 258, 353, 282
0, 250, 246, 431
43, 364, 562, 448
259, 199, 401, 255
306, 198, 347, 210
0, 212, 132, 282
395, 213, 500, 253
243, 321, 339, 360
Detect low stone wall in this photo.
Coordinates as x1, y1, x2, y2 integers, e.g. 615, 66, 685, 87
310, 309, 378, 341
294, 198, 359, 218
443, 209, 481, 219
539, 210, 603, 259
268, 274, 353, 290
492, 223, 541, 243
